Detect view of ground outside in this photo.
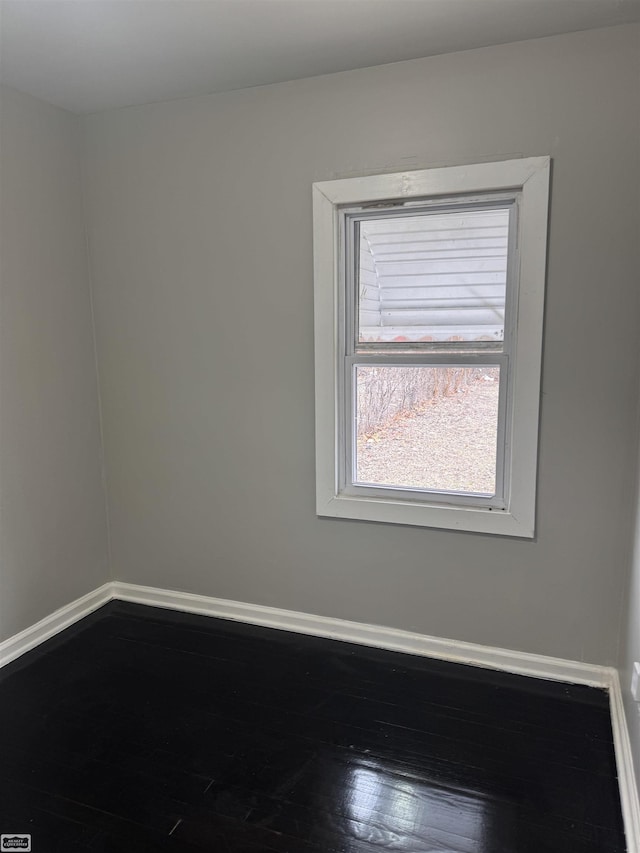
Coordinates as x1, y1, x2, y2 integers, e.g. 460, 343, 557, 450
355, 366, 500, 494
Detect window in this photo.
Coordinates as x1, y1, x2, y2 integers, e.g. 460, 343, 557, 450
313, 157, 550, 537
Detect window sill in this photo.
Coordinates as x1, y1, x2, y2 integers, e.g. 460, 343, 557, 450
318, 492, 534, 538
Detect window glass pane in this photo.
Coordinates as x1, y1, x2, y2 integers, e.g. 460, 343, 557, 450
355, 365, 500, 495
358, 208, 509, 344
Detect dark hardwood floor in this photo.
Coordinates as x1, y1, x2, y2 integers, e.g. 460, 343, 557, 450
0, 601, 626, 852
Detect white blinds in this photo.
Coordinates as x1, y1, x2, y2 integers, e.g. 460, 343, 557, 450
358, 208, 509, 343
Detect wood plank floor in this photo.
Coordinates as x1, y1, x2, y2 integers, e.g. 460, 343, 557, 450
0, 601, 627, 852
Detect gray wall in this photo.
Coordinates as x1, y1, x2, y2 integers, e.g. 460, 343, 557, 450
0, 86, 109, 641
82, 24, 640, 664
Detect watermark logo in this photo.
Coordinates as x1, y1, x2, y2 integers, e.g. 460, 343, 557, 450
1, 836, 31, 851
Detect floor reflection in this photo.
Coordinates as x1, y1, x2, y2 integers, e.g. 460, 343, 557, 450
345, 761, 488, 850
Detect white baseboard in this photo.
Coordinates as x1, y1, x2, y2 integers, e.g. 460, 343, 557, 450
0, 582, 112, 668
1, 579, 638, 851
608, 669, 640, 853
112, 581, 611, 687
0, 579, 611, 687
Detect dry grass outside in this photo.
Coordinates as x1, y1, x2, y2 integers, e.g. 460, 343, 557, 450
356, 370, 500, 494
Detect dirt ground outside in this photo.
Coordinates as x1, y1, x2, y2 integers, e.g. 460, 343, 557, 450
356, 376, 500, 494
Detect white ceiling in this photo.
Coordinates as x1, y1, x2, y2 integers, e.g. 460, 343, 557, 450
1, 0, 639, 114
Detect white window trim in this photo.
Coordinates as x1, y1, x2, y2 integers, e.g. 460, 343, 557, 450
313, 157, 550, 538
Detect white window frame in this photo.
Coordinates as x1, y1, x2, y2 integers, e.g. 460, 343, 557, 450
313, 157, 550, 538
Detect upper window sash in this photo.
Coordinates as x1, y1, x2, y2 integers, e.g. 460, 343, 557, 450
342, 195, 519, 357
